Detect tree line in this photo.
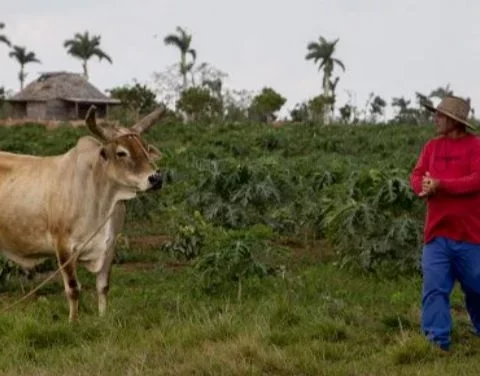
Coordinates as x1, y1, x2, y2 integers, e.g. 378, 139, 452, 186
0, 22, 474, 125
1, 24, 111, 89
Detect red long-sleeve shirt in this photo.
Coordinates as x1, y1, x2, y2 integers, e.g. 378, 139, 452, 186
410, 133, 480, 244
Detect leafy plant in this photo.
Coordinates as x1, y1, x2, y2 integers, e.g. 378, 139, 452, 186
187, 159, 282, 228
321, 168, 423, 277
161, 212, 209, 261
0, 258, 21, 286
193, 237, 275, 295
197, 241, 266, 281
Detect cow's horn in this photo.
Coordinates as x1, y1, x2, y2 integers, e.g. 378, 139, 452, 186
85, 105, 114, 141
130, 105, 166, 134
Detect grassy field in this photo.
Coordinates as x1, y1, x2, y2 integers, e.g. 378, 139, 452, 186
0, 120, 478, 375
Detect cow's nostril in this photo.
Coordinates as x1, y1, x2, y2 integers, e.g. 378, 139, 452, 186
148, 173, 163, 189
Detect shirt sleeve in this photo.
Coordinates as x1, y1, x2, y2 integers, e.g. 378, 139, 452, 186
438, 145, 480, 194
410, 142, 430, 196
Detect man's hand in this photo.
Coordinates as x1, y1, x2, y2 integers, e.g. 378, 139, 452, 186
419, 172, 439, 197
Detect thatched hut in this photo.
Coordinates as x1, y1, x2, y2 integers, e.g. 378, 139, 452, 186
6, 71, 121, 121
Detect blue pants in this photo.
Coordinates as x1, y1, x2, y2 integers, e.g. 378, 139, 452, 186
421, 237, 480, 350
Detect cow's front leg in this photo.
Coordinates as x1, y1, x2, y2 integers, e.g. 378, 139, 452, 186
96, 243, 116, 316
96, 261, 112, 316
96, 204, 125, 316
56, 248, 81, 322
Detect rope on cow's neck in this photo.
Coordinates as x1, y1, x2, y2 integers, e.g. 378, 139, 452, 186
0, 133, 160, 315
127, 132, 160, 171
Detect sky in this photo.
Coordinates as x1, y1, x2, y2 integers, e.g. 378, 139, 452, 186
1, 0, 479, 119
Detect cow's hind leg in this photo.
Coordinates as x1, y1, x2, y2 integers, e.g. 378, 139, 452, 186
56, 249, 81, 322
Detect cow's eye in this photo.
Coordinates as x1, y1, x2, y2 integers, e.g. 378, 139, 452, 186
116, 151, 128, 158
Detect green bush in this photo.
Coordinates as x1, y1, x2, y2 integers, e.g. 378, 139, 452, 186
321, 168, 424, 277
0, 119, 432, 286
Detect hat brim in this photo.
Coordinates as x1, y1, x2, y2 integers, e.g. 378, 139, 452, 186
422, 102, 477, 129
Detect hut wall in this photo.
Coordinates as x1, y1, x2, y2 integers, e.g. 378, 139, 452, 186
46, 99, 71, 121
67, 103, 80, 119
26, 102, 47, 120
7, 102, 27, 119
67, 104, 76, 119
77, 103, 107, 119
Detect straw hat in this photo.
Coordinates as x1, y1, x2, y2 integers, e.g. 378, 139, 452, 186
422, 95, 476, 129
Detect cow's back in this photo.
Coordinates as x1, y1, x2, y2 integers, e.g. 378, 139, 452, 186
0, 151, 71, 265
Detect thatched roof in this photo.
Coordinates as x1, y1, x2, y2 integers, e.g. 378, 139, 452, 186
8, 71, 121, 104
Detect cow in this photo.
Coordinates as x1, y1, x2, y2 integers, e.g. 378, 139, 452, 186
0, 105, 165, 321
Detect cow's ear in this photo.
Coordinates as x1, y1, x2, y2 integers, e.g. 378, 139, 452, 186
148, 144, 162, 161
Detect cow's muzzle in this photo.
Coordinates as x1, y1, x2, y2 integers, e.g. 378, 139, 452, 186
148, 171, 163, 190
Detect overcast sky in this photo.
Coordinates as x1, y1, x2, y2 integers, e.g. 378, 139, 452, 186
1, 0, 479, 119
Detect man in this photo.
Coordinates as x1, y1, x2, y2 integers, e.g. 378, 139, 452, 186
410, 95, 480, 351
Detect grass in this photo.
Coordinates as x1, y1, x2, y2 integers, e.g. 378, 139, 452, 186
0, 120, 478, 374
0, 250, 479, 375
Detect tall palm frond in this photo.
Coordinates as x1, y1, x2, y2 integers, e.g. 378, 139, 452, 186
63, 31, 112, 79
305, 36, 345, 124
0, 22, 11, 46
9, 45, 41, 89
164, 26, 197, 90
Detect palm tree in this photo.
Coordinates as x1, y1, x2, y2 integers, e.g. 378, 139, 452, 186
328, 76, 340, 118
416, 92, 434, 123
306, 36, 345, 124
392, 97, 411, 114
9, 46, 41, 90
163, 26, 196, 91
370, 95, 387, 123
391, 96, 418, 124
429, 84, 453, 100
63, 31, 112, 80
0, 22, 10, 47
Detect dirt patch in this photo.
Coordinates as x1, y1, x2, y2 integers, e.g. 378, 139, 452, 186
116, 262, 158, 272
129, 235, 172, 248
274, 237, 334, 263
116, 260, 188, 272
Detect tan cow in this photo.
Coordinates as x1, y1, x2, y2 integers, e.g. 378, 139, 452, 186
0, 105, 165, 321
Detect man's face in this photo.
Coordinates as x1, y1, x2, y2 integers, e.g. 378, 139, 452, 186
434, 112, 456, 135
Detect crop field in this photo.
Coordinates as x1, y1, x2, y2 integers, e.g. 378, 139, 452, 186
0, 120, 478, 375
